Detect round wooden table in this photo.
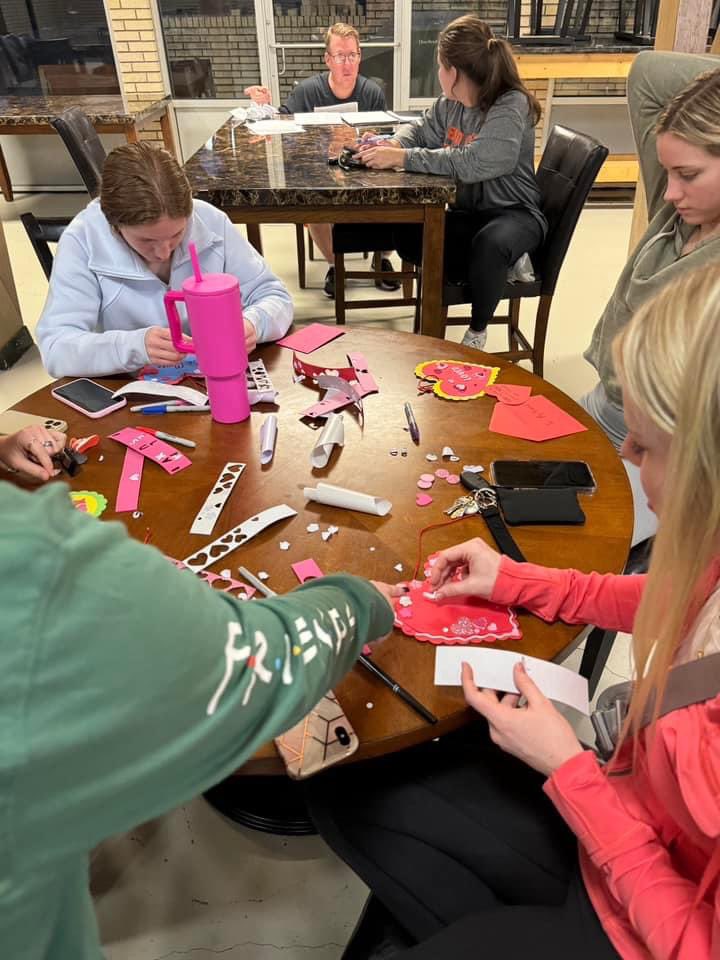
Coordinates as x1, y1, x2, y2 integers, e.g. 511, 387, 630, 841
19, 327, 632, 788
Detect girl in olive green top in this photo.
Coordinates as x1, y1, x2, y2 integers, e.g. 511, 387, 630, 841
583, 51, 720, 545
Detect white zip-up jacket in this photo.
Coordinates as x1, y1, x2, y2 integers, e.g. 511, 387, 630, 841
36, 198, 293, 378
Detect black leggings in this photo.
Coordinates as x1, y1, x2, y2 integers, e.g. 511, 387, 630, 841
395, 207, 544, 332
304, 724, 619, 959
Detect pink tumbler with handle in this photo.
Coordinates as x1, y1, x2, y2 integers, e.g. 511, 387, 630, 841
164, 244, 250, 423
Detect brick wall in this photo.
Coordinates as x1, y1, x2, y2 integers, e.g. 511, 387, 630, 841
107, 0, 166, 141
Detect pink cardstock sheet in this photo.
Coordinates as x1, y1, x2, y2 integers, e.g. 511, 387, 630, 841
291, 559, 325, 584
414, 359, 499, 400
109, 427, 192, 474
294, 352, 379, 419
392, 553, 522, 646
277, 323, 345, 353
115, 448, 144, 513
488, 395, 587, 442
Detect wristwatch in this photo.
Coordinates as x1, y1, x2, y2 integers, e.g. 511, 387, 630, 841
449, 471, 527, 563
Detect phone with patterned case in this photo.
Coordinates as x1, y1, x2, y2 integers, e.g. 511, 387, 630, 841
274, 690, 359, 779
0, 410, 68, 435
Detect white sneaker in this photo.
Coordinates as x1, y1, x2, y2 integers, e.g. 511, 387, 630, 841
461, 327, 487, 350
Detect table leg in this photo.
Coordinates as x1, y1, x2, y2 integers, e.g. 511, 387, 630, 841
0, 144, 14, 202
125, 124, 139, 144
246, 223, 263, 254
419, 205, 446, 339
159, 108, 178, 158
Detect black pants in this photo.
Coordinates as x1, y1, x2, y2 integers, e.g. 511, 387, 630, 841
395, 208, 543, 332
305, 724, 619, 959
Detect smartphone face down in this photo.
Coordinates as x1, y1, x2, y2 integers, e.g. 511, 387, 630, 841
491, 460, 596, 492
51, 379, 127, 419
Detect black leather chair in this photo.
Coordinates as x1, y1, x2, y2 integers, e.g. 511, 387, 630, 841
20, 213, 68, 281
436, 125, 608, 376
50, 107, 107, 198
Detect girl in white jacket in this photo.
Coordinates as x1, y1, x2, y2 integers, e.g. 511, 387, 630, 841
37, 142, 293, 378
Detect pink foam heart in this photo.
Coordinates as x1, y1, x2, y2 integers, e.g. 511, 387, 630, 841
417, 479, 434, 489
419, 473, 436, 483
434, 468, 449, 479
446, 474, 461, 484
416, 493, 433, 507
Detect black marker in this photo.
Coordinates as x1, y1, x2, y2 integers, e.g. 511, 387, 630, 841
358, 654, 437, 725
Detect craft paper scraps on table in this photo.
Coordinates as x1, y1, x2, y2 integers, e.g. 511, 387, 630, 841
415, 359, 499, 400
115, 448, 144, 513
190, 462, 246, 536
112, 380, 208, 407
484, 383, 532, 405
489, 394, 587, 442
311, 412, 344, 468
70, 490, 108, 517
139, 355, 202, 384
109, 428, 192, 475
168, 558, 256, 599
304, 481, 391, 517
434, 647, 589, 715
260, 415, 278, 465
277, 322, 345, 353
181, 503, 298, 574
392, 552, 521, 645
294, 351, 378, 420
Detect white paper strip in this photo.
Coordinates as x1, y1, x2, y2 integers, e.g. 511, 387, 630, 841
304, 482, 391, 517
190, 462, 246, 536
112, 381, 208, 406
434, 647, 590, 716
182, 504, 298, 573
247, 359, 278, 405
311, 413, 344, 468
293, 112, 344, 126
260, 415, 278, 465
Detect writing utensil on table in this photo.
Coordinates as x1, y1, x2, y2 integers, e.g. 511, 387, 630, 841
237, 566, 277, 598
130, 400, 187, 413
140, 404, 211, 414
404, 401, 420, 444
134, 426, 196, 449
358, 654, 438, 725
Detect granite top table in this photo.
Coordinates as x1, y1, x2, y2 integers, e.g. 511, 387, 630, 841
0, 94, 176, 201
183, 119, 456, 339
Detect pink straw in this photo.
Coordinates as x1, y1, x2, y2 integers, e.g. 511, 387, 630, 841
189, 242, 203, 282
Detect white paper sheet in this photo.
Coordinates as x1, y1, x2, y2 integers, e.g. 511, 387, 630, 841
434, 647, 590, 715
311, 413, 344, 468
293, 112, 345, 126
260, 414, 278, 465
246, 120, 306, 134
319, 101, 356, 113
304, 481, 391, 517
112, 381, 208, 406
341, 110, 397, 125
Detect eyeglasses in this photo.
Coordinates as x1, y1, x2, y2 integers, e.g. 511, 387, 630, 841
328, 53, 360, 65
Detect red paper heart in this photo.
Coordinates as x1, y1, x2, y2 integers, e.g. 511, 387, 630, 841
488, 395, 587, 442
485, 383, 532, 405
415, 359, 499, 401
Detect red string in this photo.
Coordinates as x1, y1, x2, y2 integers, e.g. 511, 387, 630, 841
413, 515, 469, 580
143, 527, 153, 544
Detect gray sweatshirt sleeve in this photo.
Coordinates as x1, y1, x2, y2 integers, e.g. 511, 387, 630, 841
628, 51, 720, 221
36, 232, 149, 378
398, 93, 530, 183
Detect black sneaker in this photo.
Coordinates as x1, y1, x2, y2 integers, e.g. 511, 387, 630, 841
376, 257, 401, 292
323, 266, 335, 299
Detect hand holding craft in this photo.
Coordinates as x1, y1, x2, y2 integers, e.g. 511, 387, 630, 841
462, 660, 584, 777
144, 326, 186, 366
429, 537, 503, 600
0, 426, 66, 483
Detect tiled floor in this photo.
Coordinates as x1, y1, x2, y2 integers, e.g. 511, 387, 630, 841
1, 192, 635, 958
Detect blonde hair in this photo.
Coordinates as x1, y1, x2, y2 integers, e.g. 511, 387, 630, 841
612, 263, 720, 750
656, 66, 720, 157
437, 15, 540, 125
325, 22, 360, 53
100, 141, 193, 228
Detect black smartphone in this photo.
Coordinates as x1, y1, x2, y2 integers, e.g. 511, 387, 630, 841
51, 378, 127, 419
490, 460, 596, 493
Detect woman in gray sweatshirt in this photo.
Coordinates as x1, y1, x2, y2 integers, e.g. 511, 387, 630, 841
355, 15, 547, 350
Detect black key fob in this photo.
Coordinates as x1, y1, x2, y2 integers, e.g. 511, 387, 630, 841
461, 470, 493, 492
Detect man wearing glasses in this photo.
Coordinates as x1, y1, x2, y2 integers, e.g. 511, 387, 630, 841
245, 22, 397, 299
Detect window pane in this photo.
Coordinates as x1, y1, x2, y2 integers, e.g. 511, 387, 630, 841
410, 2, 505, 100
159, 1, 260, 99
274, 4, 394, 109
0, 0, 119, 96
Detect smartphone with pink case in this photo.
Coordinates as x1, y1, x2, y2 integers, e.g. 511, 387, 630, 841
51, 379, 127, 419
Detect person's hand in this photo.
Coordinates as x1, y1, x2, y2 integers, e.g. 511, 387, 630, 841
370, 579, 405, 606
244, 85, 271, 105
355, 145, 406, 170
145, 326, 185, 366
462, 661, 584, 777
428, 537, 502, 600
244, 317, 258, 355
0, 426, 66, 483
357, 133, 401, 146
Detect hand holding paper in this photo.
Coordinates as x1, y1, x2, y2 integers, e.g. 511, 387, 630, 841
429, 537, 502, 600
461, 660, 585, 777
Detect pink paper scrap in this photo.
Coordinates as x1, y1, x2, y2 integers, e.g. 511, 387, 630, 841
277, 322, 345, 354
115, 448, 144, 513
291, 559, 325, 584
109, 427, 192, 474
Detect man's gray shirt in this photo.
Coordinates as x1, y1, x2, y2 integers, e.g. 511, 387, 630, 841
281, 73, 386, 114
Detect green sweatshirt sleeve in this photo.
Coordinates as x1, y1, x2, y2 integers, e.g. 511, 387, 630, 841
3, 484, 393, 869
628, 51, 720, 221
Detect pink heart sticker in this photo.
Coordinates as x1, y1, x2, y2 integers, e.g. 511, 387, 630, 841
416, 493, 433, 507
